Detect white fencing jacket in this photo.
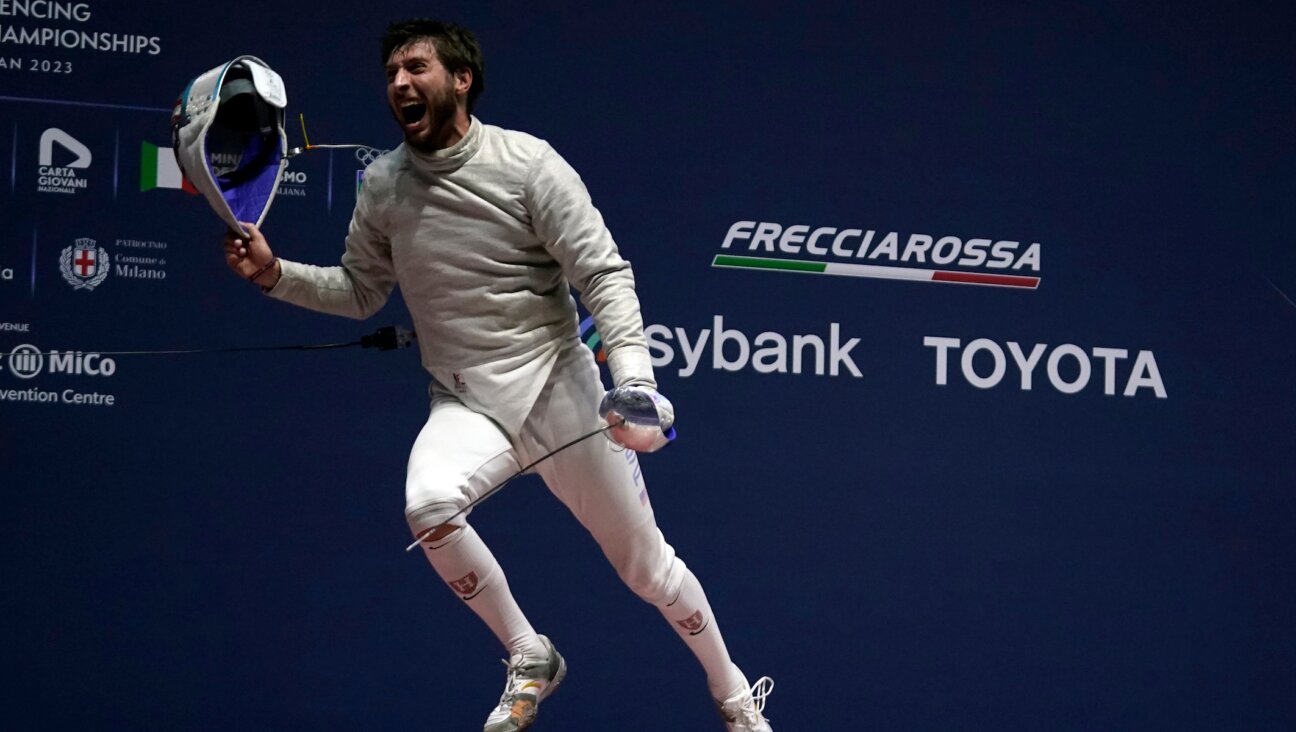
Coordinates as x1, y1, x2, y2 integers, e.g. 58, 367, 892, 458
266, 117, 655, 434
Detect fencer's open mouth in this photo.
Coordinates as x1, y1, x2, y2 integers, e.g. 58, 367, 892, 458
400, 102, 427, 124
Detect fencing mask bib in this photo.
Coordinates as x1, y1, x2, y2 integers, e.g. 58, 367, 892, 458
172, 56, 287, 236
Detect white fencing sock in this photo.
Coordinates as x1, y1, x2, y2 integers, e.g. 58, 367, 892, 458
656, 567, 749, 699
420, 525, 547, 662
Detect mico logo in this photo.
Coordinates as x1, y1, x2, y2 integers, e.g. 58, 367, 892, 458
0, 344, 117, 379
4, 344, 43, 379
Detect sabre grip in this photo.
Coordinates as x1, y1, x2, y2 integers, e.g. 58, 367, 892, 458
599, 385, 676, 453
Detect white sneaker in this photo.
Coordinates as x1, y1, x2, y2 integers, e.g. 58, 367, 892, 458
482, 635, 566, 732
716, 676, 774, 731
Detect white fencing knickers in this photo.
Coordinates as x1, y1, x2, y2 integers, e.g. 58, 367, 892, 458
404, 341, 687, 608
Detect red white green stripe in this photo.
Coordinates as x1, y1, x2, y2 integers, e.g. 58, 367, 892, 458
711, 254, 1040, 289
139, 142, 197, 193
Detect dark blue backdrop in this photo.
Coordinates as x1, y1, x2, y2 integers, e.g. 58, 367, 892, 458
3, 2, 1294, 729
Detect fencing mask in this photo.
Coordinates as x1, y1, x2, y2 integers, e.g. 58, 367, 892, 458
172, 55, 288, 236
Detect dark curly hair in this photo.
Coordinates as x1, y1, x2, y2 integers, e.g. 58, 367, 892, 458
381, 19, 485, 113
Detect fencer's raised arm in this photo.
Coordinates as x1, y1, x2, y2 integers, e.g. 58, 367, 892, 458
261, 182, 397, 320
527, 144, 656, 391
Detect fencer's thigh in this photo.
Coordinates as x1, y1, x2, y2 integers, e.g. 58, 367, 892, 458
405, 396, 520, 533
521, 344, 658, 540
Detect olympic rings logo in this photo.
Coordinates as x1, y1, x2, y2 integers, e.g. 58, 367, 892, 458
355, 147, 390, 166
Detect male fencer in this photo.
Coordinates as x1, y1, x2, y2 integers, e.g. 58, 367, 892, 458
222, 18, 773, 731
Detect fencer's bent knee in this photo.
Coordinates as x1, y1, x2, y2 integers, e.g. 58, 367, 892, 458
622, 555, 686, 606
405, 398, 518, 540
406, 498, 469, 541
405, 447, 517, 540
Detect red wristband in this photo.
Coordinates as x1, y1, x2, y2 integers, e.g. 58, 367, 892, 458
248, 257, 278, 285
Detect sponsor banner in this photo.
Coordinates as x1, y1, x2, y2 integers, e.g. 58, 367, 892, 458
924, 336, 1167, 398
583, 317, 1169, 399
583, 315, 863, 379
277, 159, 308, 198
648, 316, 862, 378
56, 235, 169, 290
0, 341, 119, 406
0, 385, 116, 405
110, 236, 167, 282
36, 126, 90, 194
715, 220, 1043, 289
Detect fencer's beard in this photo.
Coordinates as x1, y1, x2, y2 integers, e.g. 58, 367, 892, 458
396, 83, 460, 153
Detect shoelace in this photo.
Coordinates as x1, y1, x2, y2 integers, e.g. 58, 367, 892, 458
734, 677, 775, 725
494, 658, 523, 710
